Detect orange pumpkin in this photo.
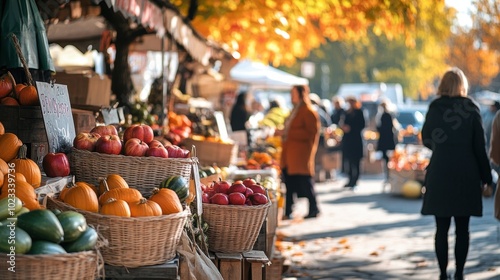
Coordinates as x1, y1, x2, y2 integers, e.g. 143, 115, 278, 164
14, 84, 26, 99
149, 187, 183, 215
98, 187, 142, 205
128, 198, 162, 217
0, 97, 19, 106
0, 158, 8, 176
0, 180, 40, 210
63, 183, 99, 212
0, 121, 4, 135
0, 133, 23, 162
98, 174, 129, 195
2, 172, 26, 189
59, 181, 94, 201
100, 198, 131, 217
9, 145, 41, 188
18, 85, 39, 106
0, 71, 15, 99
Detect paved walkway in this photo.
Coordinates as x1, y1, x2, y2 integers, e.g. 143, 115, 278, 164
277, 173, 500, 280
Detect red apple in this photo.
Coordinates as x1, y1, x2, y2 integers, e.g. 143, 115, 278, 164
90, 125, 118, 136
248, 184, 266, 195
42, 153, 70, 177
145, 145, 169, 158
95, 135, 122, 155
73, 132, 101, 151
202, 193, 210, 203
229, 192, 246, 205
210, 193, 229, 205
242, 178, 257, 188
123, 124, 154, 143
214, 180, 231, 194
200, 183, 207, 192
165, 145, 190, 158
148, 140, 164, 148
228, 183, 246, 194
124, 138, 149, 157
245, 198, 253, 206
244, 187, 254, 198
205, 188, 217, 199
250, 193, 269, 205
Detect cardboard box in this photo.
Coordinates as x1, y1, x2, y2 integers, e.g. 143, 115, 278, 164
72, 108, 96, 134
55, 72, 111, 107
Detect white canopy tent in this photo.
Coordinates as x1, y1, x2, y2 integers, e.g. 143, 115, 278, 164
229, 59, 308, 89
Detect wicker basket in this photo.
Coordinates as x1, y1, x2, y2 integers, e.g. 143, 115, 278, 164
46, 196, 189, 268
182, 138, 238, 167
202, 200, 271, 253
69, 148, 195, 195
0, 251, 98, 280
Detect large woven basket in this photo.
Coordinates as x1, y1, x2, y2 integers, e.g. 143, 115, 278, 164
202, 200, 271, 253
69, 148, 195, 195
46, 196, 189, 268
0, 251, 98, 280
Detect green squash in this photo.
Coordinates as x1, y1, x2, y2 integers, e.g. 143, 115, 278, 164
63, 227, 98, 253
17, 209, 64, 244
0, 223, 32, 254
57, 211, 87, 243
0, 196, 23, 220
27, 241, 66, 255
160, 175, 189, 202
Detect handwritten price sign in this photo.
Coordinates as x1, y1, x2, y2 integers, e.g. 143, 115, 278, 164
36, 82, 76, 154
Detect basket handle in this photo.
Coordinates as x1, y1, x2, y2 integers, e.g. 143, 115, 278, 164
10, 34, 34, 86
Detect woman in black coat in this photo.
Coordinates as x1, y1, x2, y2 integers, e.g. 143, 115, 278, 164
230, 92, 251, 132
376, 101, 396, 181
341, 96, 366, 188
421, 68, 493, 280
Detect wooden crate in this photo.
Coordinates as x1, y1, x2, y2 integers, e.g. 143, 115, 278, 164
104, 257, 179, 279
72, 108, 95, 134
0, 105, 48, 163
182, 138, 238, 167
213, 250, 270, 280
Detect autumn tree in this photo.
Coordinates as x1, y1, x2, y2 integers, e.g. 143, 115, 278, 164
172, 0, 419, 67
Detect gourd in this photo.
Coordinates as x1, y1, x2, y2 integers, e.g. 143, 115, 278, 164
159, 175, 189, 202
98, 174, 129, 195
17, 209, 64, 243
63, 227, 98, 253
0, 196, 22, 220
0, 179, 40, 210
149, 188, 183, 215
63, 183, 99, 213
57, 211, 87, 243
128, 198, 162, 217
98, 187, 142, 205
100, 198, 131, 217
0, 97, 19, 106
9, 144, 42, 188
0, 226, 31, 254
0, 132, 23, 162
27, 241, 66, 255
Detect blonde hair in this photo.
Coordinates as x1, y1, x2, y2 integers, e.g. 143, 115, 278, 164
437, 67, 469, 97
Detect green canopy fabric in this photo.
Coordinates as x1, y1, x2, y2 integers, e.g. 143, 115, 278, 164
0, 0, 55, 72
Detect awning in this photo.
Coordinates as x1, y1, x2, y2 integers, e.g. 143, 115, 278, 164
230, 59, 309, 88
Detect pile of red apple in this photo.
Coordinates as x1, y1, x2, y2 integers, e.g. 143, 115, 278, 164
202, 178, 269, 206
73, 124, 190, 158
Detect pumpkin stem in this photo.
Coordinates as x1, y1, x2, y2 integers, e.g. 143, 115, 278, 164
104, 198, 117, 204
101, 178, 110, 192
18, 144, 28, 159
151, 187, 160, 196
138, 197, 147, 204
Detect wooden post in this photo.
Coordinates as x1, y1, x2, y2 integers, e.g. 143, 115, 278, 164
216, 252, 243, 280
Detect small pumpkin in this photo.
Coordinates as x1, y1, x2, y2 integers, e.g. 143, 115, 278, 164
98, 187, 142, 205
2, 172, 27, 190
63, 183, 99, 213
9, 145, 41, 188
18, 85, 39, 106
100, 198, 131, 217
149, 187, 183, 215
14, 84, 26, 99
98, 174, 129, 195
59, 181, 94, 202
0, 71, 15, 99
0, 133, 23, 162
0, 158, 8, 176
0, 180, 40, 210
0, 97, 20, 106
0, 121, 4, 135
128, 198, 162, 217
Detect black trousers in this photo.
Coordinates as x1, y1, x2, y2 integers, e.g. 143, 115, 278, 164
345, 157, 361, 187
434, 216, 470, 277
283, 169, 319, 217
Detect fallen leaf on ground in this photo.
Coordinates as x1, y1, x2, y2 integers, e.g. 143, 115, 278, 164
338, 238, 349, 244
298, 241, 306, 247
292, 252, 304, 257
369, 251, 379, 256
416, 261, 428, 268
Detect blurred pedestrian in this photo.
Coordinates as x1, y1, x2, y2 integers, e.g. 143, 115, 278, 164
488, 109, 500, 221
375, 99, 397, 182
278, 85, 321, 219
482, 100, 500, 153
331, 96, 346, 125
421, 67, 493, 280
230, 91, 252, 132
341, 96, 366, 188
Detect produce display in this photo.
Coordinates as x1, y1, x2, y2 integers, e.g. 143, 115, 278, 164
0, 70, 40, 106
55, 174, 185, 217
0, 201, 98, 255
387, 144, 430, 172
202, 178, 269, 206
